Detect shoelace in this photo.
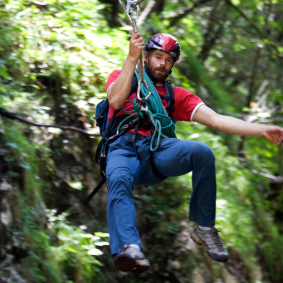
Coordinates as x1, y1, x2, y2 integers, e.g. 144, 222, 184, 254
210, 229, 225, 251
119, 244, 130, 251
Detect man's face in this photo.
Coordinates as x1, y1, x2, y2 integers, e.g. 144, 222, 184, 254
145, 50, 174, 82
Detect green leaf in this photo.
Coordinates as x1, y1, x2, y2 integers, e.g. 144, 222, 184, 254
69, 181, 83, 190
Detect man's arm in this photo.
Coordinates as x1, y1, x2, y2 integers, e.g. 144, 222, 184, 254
193, 105, 283, 147
107, 33, 144, 110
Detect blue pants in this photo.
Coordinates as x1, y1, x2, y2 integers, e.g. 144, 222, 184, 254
106, 134, 216, 255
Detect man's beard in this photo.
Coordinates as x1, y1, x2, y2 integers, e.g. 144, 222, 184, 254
145, 60, 171, 83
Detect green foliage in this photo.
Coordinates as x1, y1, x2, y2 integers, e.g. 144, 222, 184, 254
2, 121, 44, 206
19, 207, 109, 283
46, 209, 109, 283
0, 0, 129, 122
181, 43, 235, 114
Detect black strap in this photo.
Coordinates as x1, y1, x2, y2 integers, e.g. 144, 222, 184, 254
164, 80, 175, 119
95, 109, 119, 165
83, 171, 106, 205
130, 120, 140, 156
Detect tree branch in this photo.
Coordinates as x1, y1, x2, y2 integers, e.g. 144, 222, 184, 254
198, 0, 225, 63
246, 47, 261, 108
224, 0, 264, 38
270, 104, 283, 115
137, 0, 156, 26
256, 80, 269, 107
225, 0, 282, 61
257, 117, 283, 123
252, 170, 283, 183
167, 0, 212, 27
0, 107, 100, 137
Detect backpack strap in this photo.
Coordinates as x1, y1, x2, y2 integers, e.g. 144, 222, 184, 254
131, 74, 138, 94
164, 80, 175, 118
129, 75, 175, 119
94, 108, 119, 165
158, 80, 175, 119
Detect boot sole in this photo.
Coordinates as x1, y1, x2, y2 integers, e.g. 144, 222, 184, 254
115, 253, 135, 272
115, 254, 150, 273
131, 259, 150, 274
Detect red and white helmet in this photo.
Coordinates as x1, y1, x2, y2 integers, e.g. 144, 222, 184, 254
145, 33, 181, 62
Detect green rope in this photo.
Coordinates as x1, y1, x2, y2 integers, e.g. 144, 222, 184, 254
152, 113, 174, 129
150, 119, 162, 151
116, 98, 144, 133
122, 98, 144, 119
117, 68, 176, 151
135, 69, 176, 138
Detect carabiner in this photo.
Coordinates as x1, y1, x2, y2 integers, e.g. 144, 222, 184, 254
137, 80, 151, 101
126, 0, 136, 15
119, 0, 140, 32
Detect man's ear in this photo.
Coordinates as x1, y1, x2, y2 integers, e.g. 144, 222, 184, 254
144, 55, 148, 65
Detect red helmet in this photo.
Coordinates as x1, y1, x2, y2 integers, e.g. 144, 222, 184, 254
145, 33, 181, 62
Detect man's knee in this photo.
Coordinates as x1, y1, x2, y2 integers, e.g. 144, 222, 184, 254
191, 142, 215, 164
107, 170, 134, 198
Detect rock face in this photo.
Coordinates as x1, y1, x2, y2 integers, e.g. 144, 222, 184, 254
0, 179, 14, 259
0, 177, 28, 283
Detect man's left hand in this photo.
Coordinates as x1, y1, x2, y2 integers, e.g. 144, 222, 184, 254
263, 126, 283, 147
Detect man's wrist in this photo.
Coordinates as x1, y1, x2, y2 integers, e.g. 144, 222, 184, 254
126, 55, 139, 65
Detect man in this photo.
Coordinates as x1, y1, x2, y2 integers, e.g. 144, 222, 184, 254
105, 33, 283, 273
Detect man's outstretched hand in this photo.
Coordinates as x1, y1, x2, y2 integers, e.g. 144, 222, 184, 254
263, 126, 283, 147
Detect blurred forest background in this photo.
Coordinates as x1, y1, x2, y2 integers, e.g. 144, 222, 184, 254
0, 0, 283, 282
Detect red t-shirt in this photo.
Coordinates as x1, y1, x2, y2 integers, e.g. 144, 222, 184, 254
106, 70, 204, 136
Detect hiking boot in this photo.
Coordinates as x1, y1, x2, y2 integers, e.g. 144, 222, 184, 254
114, 244, 150, 274
191, 227, 228, 262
